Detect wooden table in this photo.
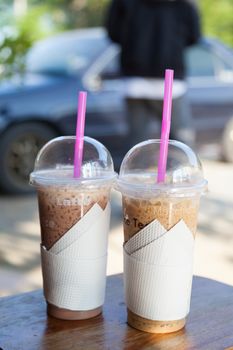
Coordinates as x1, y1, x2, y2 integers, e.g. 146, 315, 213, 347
1, 274, 233, 350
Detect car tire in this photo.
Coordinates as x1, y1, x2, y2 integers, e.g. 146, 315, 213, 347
0, 122, 57, 195
222, 118, 233, 163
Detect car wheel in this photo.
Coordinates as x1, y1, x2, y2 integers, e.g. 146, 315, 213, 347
0, 123, 57, 194
222, 118, 233, 163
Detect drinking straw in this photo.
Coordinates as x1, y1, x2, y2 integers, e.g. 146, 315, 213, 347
73, 91, 87, 178
157, 69, 174, 183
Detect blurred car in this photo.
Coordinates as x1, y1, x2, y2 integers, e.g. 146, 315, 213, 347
0, 28, 233, 194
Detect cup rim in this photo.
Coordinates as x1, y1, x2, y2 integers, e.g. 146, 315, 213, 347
116, 178, 208, 198
30, 170, 117, 187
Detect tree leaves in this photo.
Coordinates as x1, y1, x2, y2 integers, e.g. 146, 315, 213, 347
200, 0, 233, 47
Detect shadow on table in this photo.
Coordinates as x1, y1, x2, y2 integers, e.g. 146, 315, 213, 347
36, 275, 233, 350
1, 274, 233, 349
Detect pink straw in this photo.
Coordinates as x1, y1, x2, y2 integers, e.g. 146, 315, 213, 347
73, 91, 87, 178
157, 69, 174, 183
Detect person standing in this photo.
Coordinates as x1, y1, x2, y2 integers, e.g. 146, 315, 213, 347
105, 0, 201, 148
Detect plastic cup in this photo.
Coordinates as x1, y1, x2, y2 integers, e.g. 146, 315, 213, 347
117, 139, 207, 334
30, 136, 116, 320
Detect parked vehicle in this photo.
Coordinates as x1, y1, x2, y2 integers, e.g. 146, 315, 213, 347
0, 28, 233, 194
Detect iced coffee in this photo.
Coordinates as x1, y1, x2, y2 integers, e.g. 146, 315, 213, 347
117, 140, 207, 333
30, 136, 116, 320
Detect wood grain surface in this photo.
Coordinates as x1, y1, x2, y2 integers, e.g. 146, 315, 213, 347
1, 275, 233, 350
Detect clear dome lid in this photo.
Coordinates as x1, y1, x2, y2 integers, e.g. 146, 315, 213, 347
117, 139, 207, 197
30, 136, 116, 187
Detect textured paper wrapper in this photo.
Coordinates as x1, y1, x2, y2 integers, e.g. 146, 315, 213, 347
41, 203, 110, 311
50, 203, 111, 258
124, 219, 195, 332
124, 219, 166, 256
130, 220, 194, 265
41, 247, 107, 310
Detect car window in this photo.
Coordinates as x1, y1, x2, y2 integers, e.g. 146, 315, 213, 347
215, 54, 233, 73
101, 51, 120, 79
185, 45, 216, 77
26, 32, 108, 75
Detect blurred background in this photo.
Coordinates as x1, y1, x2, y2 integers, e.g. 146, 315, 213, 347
1, 0, 233, 296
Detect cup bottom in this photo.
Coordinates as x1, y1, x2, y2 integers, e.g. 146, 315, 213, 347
47, 302, 102, 320
127, 309, 186, 334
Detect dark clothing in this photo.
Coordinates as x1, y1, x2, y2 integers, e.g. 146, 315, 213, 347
106, 0, 200, 79
125, 95, 195, 148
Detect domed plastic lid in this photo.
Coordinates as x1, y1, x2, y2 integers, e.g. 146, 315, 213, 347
30, 136, 116, 187
117, 139, 207, 197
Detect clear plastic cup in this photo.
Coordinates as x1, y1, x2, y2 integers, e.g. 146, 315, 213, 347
117, 139, 207, 334
30, 136, 116, 320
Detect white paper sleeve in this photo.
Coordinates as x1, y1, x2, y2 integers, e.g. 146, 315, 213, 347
41, 202, 110, 311
123, 219, 195, 321
41, 246, 107, 310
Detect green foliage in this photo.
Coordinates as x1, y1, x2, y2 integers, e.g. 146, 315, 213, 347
0, 0, 110, 79
68, 0, 109, 29
0, 29, 32, 77
2, 0, 232, 80
0, 5, 54, 78
200, 0, 233, 47
45, 0, 110, 30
